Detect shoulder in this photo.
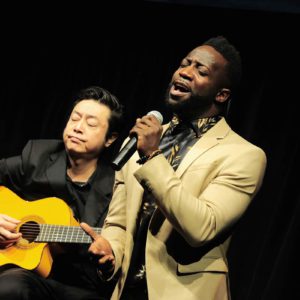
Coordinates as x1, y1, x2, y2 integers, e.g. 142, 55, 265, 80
21, 139, 65, 162
227, 128, 266, 157
23, 139, 64, 153
220, 119, 265, 149
222, 126, 267, 169
208, 118, 266, 165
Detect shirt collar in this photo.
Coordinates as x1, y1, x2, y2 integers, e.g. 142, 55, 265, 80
169, 115, 222, 138
66, 167, 98, 189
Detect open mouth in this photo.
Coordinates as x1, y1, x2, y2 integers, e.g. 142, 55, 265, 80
170, 81, 191, 97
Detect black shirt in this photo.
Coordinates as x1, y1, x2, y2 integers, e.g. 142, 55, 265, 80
66, 169, 98, 222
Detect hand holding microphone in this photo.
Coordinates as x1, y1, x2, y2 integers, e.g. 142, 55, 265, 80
111, 111, 163, 170
131, 111, 163, 156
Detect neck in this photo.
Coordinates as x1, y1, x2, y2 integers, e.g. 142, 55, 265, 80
176, 111, 219, 122
67, 157, 98, 182
175, 105, 220, 122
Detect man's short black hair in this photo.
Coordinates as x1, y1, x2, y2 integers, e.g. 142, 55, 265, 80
203, 36, 242, 92
75, 86, 124, 139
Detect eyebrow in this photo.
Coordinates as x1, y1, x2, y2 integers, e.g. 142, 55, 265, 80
184, 56, 210, 70
73, 110, 99, 120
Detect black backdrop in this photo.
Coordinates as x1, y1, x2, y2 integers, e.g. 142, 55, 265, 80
1, 2, 299, 299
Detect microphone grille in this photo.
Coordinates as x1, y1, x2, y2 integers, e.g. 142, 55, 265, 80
147, 110, 163, 124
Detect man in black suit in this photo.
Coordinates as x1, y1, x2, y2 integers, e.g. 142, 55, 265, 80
0, 86, 124, 300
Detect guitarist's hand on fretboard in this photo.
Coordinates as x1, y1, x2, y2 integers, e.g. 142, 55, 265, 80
0, 214, 22, 249
80, 222, 115, 278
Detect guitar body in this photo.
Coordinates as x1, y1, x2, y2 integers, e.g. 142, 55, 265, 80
0, 186, 79, 277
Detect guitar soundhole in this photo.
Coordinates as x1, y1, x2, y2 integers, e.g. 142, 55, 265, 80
19, 221, 40, 243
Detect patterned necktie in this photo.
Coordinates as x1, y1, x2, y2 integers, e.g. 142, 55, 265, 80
161, 115, 221, 170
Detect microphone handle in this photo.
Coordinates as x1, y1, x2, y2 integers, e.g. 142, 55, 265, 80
111, 137, 137, 171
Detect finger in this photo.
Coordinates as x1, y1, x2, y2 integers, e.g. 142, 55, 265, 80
136, 118, 153, 129
0, 237, 20, 244
0, 235, 21, 249
0, 222, 18, 232
0, 227, 22, 239
98, 257, 115, 274
0, 215, 20, 232
99, 254, 115, 265
80, 222, 98, 241
1, 214, 20, 224
0, 243, 13, 250
140, 114, 161, 126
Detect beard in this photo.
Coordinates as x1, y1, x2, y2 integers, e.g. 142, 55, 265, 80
164, 84, 215, 119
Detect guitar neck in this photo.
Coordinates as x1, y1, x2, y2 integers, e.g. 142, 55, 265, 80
23, 224, 102, 244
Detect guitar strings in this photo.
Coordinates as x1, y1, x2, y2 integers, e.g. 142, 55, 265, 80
18, 223, 102, 243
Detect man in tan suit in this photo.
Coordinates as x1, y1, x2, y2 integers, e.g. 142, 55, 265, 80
82, 36, 267, 300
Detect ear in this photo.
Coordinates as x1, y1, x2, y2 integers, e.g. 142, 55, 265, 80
104, 132, 118, 148
215, 88, 231, 104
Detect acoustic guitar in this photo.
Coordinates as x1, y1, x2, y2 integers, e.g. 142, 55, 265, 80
0, 185, 101, 277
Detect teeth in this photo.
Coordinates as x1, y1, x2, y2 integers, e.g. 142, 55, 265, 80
175, 82, 188, 92
177, 85, 187, 92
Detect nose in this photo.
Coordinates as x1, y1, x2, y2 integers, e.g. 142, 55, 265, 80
178, 65, 194, 80
74, 120, 84, 132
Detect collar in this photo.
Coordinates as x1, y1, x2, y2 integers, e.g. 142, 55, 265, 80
66, 167, 98, 189
169, 115, 222, 137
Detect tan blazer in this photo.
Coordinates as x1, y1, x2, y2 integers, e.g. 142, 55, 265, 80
101, 117, 267, 300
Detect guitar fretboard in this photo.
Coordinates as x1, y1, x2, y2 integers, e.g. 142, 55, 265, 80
21, 223, 102, 244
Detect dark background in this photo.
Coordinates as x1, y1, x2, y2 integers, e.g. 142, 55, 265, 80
1, 1, 299, 299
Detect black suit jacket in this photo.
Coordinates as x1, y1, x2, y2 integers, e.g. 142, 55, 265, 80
0, 139, 115, 227
0, 139, 117, 294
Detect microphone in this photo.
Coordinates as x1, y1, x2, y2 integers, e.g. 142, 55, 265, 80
111, 110, 163, 171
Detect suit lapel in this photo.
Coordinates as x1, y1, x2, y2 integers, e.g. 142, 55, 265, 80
160, 118, 230, 178
82, 162, 114, 226
150, 118, 231, 229
176, 118, 231, 177
46, 150, 70, 200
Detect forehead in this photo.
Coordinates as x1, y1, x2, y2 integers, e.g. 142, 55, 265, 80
185, 45, 227, 70
73, 100, 111, 118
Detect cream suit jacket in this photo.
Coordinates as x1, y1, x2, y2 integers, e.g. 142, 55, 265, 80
101, 117, 267, 300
